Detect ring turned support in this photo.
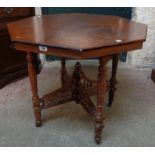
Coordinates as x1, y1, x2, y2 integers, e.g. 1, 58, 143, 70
95, 57, 109, 144
27, 53, 42, 127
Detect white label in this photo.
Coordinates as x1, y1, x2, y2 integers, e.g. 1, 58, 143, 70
39, 45, 48, 52
115, 39, 123, 43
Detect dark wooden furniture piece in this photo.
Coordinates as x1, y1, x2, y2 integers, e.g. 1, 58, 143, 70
0, 7, 40, 88
7, 14, 147, 144
151, 69, 155, 83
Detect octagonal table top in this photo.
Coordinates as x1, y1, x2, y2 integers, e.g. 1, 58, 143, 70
7, 13, 147, 52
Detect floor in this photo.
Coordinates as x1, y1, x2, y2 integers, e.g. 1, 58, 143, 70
0, 60, 155, 147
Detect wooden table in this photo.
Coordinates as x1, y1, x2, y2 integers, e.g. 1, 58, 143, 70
7, 13, 147, 144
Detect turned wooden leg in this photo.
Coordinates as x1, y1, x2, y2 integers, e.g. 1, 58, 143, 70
60, 57, 67, 87
108, 54, 119, 107
95, 57, 107, 144
26, 53, 41, 127
72, 62, 81, 103
151, 69, 155, 83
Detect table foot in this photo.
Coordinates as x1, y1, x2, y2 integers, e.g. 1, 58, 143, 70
33, 105, 41, 127
95, 138, 101, 144
35, 121, 42, 127
95, 123, 104, 144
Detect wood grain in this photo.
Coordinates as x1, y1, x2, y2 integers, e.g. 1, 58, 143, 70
7, 13, 147, 52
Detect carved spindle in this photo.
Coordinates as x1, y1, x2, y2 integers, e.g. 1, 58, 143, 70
108, 54, 119, 107
95, 57, 107, 144
26, 53, 41, 127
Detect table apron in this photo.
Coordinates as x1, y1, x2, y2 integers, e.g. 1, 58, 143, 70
13, 41, 143, 59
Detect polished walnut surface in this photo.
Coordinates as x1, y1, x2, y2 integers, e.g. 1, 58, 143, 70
7, 13, 147, 52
